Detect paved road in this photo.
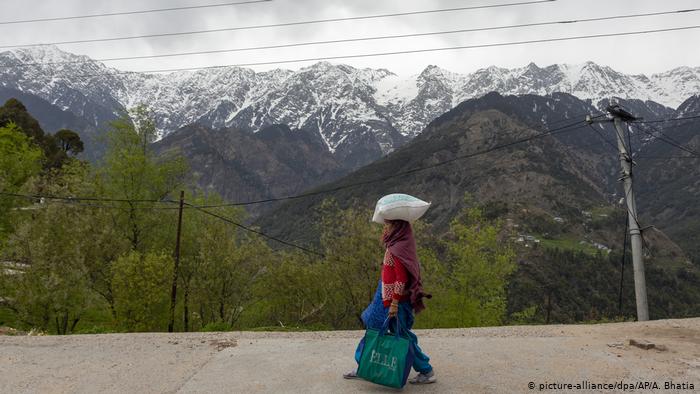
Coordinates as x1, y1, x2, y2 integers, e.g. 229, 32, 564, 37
1, 318, 699, 393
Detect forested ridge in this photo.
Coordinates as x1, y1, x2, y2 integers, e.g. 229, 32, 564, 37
1, 99, 698, 335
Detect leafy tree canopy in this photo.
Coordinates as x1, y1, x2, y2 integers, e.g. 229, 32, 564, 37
0, 98, 84, 169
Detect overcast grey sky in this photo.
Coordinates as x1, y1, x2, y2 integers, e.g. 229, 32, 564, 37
2, 0, 699, 75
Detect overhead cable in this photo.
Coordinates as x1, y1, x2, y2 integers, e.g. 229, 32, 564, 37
0, 119, 589, 209
196, 120, 590, 208
631, 123, 700, 157
68, 25, 700, 77
0, 0, 554, 48
0, 191, 176, 204
0, 1, 273, 26
4, 8, 698, 66
185, 202, 325, 256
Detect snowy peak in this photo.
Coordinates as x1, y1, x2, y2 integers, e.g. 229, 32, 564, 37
1, 48, 698, 168
677, 94, 700, 117
418, 64, 456, 80
8, 45, 83, 64
3, 45, 109, 78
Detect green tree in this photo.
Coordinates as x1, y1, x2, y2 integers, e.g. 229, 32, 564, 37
0, 122, 43, 237
0, 162, 98, 334
419, 203, 516, 328
317, 200, 384, 328
249, 250, 330, 329
55, 129, 84, 156
111, 251, 174, 331
0, 99, 46, 147
0, 98, 82, 168
0, 122, 43, 188
99, 106, 187, 251
186, 201, 271, 331
79, 202, 131, 319
235, 200, 385, 330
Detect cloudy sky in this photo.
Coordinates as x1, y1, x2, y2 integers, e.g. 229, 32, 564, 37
2, 0, 699, 76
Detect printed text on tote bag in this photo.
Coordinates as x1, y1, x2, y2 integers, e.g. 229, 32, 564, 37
369, 349, 398, 371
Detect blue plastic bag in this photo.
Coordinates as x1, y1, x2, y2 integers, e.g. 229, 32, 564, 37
361, 280, 387, 329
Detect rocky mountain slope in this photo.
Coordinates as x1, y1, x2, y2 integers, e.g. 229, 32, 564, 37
254, 92, 699, 319
153, 92, 694, 229
254, 92, 656, 238
634, 94, 700, 261
153, 123, 344, 214
0, 87, 105, 160
249, 91, 698, 264
2, 45, 698, 168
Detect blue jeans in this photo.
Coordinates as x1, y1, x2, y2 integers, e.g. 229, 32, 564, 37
354, 300, 433, 374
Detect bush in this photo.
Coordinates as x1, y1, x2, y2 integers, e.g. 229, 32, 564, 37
112, 251, 173, 332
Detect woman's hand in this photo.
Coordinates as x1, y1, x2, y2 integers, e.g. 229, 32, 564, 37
388, 300, 399, 318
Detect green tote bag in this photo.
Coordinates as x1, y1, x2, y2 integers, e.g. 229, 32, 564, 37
357, 317, 415, 388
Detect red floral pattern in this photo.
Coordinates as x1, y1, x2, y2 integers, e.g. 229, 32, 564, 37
381, 250, 410, 307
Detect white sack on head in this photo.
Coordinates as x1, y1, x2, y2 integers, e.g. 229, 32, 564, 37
372, 193, 431, 224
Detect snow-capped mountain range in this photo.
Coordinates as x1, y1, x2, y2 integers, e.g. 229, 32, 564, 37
1, 45, 699, 167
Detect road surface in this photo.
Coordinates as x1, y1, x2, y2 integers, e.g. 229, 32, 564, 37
1, 318, 699, 393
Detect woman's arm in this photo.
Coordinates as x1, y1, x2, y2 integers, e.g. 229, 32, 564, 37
392, 256, 408, 300
388, 255, 409, 317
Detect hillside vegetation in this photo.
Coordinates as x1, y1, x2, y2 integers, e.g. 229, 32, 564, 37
1, 95, 698, 335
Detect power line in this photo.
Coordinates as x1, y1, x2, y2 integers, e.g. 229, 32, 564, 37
637, 122, 700, 156
197, 119, 589, 208
71, 25, 700, 77
627, 116, 635, 155
635, 155, 699, 159
0, 191, 176, 204
55, 199, 237, 210
617, 122, 653, 259
5, 8, 698, 67
611, 117, 647, 242
185, 120, 584, 255
651, 130, 699, 156
586, 123, 619, 153
548, 111, 597, 127
622, 158, 643, 231
0, 1, 273, 26
44, 201, 183, 210
589, 108, 651, 272
632, 114, 700, 124
0, 116, 647, 257
2, 189, 325, 255
0, 0, 554, 49
0, 115, 607, 210
631, 123, 700, 157
609, 114, 691, 263
2, 113, 689, 210
4, 112, 691, 212
462, 110, 606, 161
630, 114, 700, 157
185, 202, 325, 257
0, 119, 589, 211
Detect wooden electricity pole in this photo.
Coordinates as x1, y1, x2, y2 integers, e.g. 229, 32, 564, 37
168, 190, 185, 332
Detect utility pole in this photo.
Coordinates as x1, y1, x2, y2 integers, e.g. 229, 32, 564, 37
618, 216, 628, 316
594, 104, 649, 321
168, 190, 185, 332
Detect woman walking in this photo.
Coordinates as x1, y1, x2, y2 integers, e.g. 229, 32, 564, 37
344, 219, 436, 385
